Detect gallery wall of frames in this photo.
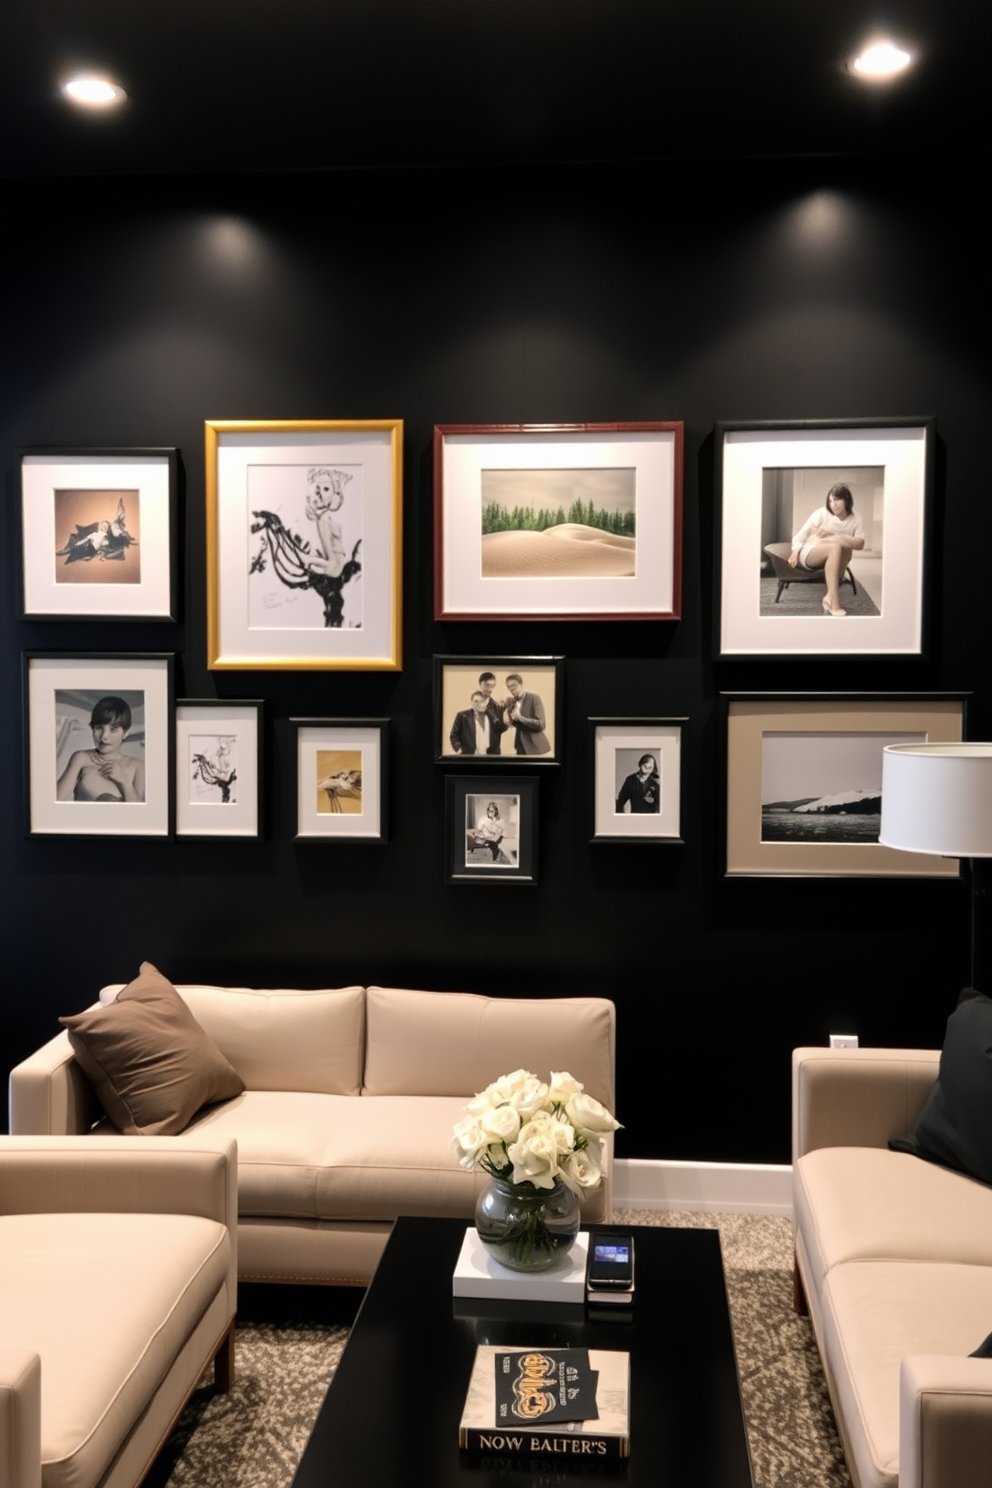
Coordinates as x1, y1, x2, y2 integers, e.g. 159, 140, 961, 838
2, 159, 988, 1162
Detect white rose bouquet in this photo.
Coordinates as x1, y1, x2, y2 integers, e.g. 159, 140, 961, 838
452, 1068, 621, 1194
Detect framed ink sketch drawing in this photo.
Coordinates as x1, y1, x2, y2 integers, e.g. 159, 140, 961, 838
715, 419, 933, 659
206, 419, 403, 670
20, 448, 177, 621
175, 700, 263, 839
434, 422, 683, 621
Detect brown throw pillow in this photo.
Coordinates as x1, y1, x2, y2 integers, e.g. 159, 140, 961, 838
60, 961, 245, 1135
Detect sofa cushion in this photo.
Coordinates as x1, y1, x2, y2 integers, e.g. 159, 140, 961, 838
0, 1210, 230, 1488
60, 963, 245, 1135
362, 987, 615, 1107
795, 1146, 992, 1285
889, 987, 992, 1187
817, 1260, 992, 1488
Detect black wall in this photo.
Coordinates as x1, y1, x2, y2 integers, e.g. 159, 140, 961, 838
3, 160, 987, 1160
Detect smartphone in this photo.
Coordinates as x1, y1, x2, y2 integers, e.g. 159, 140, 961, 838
586, 1232, 635, 1290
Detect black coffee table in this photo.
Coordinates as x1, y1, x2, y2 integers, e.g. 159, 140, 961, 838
291, 1217, 754, 1486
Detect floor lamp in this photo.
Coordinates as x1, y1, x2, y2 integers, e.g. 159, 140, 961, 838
879, 743, 992, 992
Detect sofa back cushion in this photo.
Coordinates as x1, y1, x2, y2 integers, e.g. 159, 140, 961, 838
126, 984, 366, 1095
362, 987, 615, 1106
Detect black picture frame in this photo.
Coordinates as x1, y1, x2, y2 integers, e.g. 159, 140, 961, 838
714, 418, 934, 660
444, 775, 540, 885
23, 652, 175, 838
175, 699, 264, 839
290, 718, 389, 843
434, 656, 564, 766
20, 447, 179, 622
589, 717, 686, 844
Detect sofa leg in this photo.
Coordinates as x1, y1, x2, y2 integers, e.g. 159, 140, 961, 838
793, 1256, 809, 1316
213, 1321, 236, 1394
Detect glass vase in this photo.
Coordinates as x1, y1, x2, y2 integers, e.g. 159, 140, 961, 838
475, 1174, 580, 1272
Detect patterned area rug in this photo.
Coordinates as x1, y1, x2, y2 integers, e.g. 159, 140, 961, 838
759, 575, 880, 617
150, 1212, 851, 1488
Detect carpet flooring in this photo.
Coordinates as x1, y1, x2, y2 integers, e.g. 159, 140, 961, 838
148, 1211, 852, 1488
759, 575, 880, 617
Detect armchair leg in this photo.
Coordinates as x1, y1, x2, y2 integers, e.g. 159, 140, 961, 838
213, 1321, 236, 1394
793, 1255, 809, 1316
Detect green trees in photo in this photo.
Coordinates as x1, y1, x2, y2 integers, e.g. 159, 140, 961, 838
481, 500, 635, 536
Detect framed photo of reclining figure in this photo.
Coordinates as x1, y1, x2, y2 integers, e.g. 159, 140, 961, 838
206, 419, 403, 671
714, 418, 934, 660
20, 447, 178, 621
291, 718, 388, 843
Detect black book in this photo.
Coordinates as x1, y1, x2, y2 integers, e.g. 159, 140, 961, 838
458, 1345, 630, 1459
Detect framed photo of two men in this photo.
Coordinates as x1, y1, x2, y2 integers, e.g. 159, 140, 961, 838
434, 657, 563, 766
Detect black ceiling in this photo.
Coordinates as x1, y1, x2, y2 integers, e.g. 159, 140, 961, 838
2, 0, 988, 178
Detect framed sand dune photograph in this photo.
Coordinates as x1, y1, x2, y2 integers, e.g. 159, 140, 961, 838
434, 423, 683, 620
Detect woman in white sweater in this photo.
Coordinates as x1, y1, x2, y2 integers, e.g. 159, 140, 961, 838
788, 483, 865, 617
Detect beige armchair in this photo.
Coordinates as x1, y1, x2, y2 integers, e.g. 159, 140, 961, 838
0, 1135, 237, 1488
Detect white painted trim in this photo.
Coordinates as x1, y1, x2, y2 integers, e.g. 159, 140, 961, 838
613, 1158, 793, 1216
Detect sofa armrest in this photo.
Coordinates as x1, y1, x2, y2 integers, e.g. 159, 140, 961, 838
0, 1348, 41, 1488
8, 1029, 100, 1136
900, 1354, 992, 1488
0, 1136, 237, 1232
791, 1047, 940, 1162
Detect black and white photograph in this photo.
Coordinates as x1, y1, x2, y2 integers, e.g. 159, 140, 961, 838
590, 718, 685, 843
716, 420, 933, 658
291, 719, 388, 842
20, 449, 177, 621
24, 653, 173, 837
724, 694, 965, 877
206, 420, 403, 671
435, 656, 563, 765
760, 466, 883, 619
445, 775, 539, 884
175, 701, 262, 839
435, 423, 682, 620
761, 730, 923, 844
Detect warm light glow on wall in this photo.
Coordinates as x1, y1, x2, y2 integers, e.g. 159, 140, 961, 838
851, 41, 913, 79
61, 75, 127, 108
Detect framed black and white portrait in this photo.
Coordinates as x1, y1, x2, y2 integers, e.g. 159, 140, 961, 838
434, 656, 564, 766
589, 718, 685, 844
444, 776, 539, 885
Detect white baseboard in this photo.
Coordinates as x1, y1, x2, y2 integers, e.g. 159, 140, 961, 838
613, 1158, 793, 1217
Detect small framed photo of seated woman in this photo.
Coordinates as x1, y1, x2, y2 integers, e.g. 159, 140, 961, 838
589, 718, 685, 844
444, 775, 539, 885
291, 718, 388, 842
715, 419, 934, 659
24, 653, 174, 837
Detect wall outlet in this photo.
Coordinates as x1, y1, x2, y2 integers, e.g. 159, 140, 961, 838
829, 1034, 859, 1050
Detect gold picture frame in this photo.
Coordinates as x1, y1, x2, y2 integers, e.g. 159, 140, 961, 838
206, 419, 403, 670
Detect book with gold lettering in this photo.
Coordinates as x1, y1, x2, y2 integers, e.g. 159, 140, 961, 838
458, 1345, 630, 1458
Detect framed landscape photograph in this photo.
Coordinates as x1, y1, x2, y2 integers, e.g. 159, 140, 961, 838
20, 447, 177, 621
206, 419, 403, 670
445, 775, 539, 885
434, 422, 683, 620
723, 693, 966, 877
24, 653, 174, 838
434, 656, 564, 765
292, 718, 388, 842
715, 419, 933, 658
589, 718, 686, 844
175, 700, 263, 839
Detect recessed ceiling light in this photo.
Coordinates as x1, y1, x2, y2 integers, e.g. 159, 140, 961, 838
851, 41, 913, 79
61, 75, 127, 108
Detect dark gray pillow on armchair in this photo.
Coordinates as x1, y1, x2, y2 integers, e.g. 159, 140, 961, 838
888, 987, 992, 1187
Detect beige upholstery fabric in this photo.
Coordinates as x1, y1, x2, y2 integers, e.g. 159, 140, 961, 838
363, 987, 616, 1106
817, 1262, 992, 1488
172, 984, 365, 1095
0, 1348, 41, 1488
900, 1354, 992, 1488
792, 1047, 940, 1161
238, 1217, 393, 1285
795, 1146, 992, 1283
0, 1212, 230, 1488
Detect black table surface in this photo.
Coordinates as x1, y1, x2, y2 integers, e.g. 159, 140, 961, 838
291, 1217, 755, 1487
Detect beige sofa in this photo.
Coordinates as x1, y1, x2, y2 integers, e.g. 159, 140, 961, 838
10, 984, 616, 1286
0, 1135, 237, 1488
792, 1046, 992, 1488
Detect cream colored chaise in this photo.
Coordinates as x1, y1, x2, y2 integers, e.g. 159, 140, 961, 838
792, 1046, 992, 1488
10, 983, 616, 1286
0, 1134, 237, 1488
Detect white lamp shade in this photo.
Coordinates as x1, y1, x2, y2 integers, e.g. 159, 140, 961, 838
879, 743, 992, 858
